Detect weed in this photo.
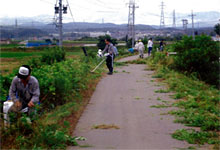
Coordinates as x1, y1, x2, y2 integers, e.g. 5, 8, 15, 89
150, 104, 170, 108
134, 96, 142, 100
172, 129, 218, 145
155, 89, 170, 93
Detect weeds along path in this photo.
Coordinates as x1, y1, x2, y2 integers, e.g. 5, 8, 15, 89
68, 55, 204, 150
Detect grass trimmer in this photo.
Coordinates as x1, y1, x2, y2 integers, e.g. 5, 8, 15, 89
90, 50, 110, 73
90, 58, 105, 73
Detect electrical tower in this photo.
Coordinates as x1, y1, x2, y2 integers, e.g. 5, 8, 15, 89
127, 0, 138, 48
15, 19, 18, 28
160, 1, 165, 29
189, 10, 196, 40
182, 19, 188, 34
55, 0, 67, 47
173, 10, 176, 28
15, 19, 18, 40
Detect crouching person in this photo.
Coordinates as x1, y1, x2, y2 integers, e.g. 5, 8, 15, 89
8, 65, 40, 122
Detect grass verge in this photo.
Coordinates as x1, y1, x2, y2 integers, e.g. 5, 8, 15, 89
146, 56, 220, 149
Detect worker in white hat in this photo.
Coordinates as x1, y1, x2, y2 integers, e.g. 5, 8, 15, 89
138, 39, 145, 58
8, 65, 40, 118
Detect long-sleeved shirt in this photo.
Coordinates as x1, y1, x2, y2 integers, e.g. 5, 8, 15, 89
9, 76, 40, 104
147, 40, 153, 48
102, 43, 115, 55
138, 42, 145, 51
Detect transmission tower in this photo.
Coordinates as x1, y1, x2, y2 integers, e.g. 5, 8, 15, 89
173, 10, 176, 28
160, 1, 165, 29
54, 0, 68, 47
127, 0, 138, 48
189, 10, 196, 40
15, 19, 18, 28
182, 19, 188, 34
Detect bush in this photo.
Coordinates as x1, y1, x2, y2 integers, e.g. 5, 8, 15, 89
171, 35, 219, 87
41, 47, 66, 65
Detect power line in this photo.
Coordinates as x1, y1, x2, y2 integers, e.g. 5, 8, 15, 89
66, 0, 75, 22
39, 0, 54, 5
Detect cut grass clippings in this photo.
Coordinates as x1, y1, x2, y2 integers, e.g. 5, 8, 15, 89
92, 124, 120, 130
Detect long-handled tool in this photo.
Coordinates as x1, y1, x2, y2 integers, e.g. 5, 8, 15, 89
90, 58, 105, 73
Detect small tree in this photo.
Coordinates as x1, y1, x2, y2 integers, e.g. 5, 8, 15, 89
214, 23, 220, 36
97, 35, 118, 50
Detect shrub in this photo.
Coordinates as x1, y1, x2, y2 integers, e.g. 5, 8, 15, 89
41, 47, 66, 65
171, 35, 219, 87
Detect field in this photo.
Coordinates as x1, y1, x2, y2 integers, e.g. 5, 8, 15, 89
0, 45, 95, 75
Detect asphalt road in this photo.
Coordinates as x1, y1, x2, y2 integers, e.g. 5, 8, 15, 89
68, 55, 206, 150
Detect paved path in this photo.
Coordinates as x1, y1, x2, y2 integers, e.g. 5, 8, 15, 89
68, 55, 203, 150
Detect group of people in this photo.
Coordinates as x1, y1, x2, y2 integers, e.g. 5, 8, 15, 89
135, 38, 153, 58
135, 38, 165, 58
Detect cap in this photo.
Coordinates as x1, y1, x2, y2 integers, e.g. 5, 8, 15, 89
18, 66, 29, 79
138, 39, 142, 42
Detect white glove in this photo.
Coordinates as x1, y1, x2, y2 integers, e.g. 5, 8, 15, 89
104, 53, 110, 57
97, 51, 103, 58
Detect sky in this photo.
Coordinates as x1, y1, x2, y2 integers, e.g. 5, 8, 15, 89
0, 0, 219, 25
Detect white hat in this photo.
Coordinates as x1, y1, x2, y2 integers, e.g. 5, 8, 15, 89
18, 67, 29, 79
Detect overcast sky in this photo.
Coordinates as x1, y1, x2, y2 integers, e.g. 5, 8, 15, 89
0, 0, 219, 25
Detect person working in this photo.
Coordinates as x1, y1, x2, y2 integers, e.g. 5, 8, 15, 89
8, 65, 40, 116
102, 38, 115, 75
147, 38, 153, 56
137, 39, 145, 58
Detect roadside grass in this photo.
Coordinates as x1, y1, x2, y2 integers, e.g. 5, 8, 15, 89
0, 51, 43, 58
146, 60, 220, 148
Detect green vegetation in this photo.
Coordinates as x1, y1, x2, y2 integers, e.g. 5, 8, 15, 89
172, 129, 218, 145
0, 51, 43, 58
170, 35, 219, 87
0, 44, 25, 49
0, 46, 105, 149
214, 23, 220, 35
147, 35, 220, 148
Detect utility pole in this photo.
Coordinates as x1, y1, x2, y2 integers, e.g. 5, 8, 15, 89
189, 10, 196, 40
173, 10, 176, 28
160, 1, 165, 29
127, 0, 138, 48
55, 0, 67, 47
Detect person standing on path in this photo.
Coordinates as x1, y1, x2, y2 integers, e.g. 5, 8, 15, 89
137, 39, 145, 58
8, 65, 40, 118
102, 38, 115, 75
159, 40, 165, 51
147, 38, 153, 56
